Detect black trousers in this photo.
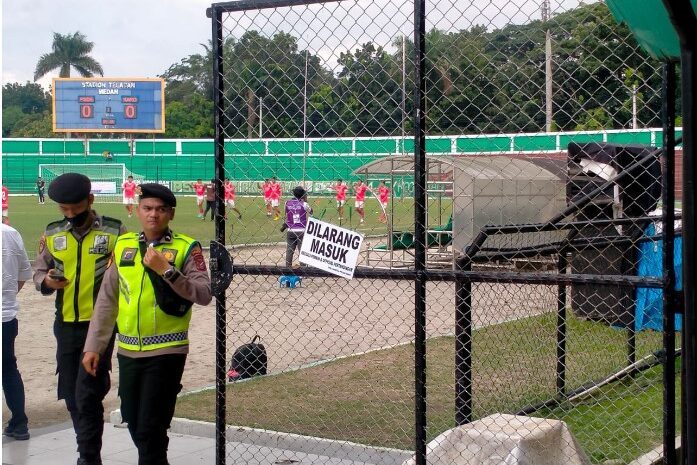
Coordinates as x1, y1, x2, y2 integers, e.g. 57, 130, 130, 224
118, 353, 187, 465
3, 319, 27, 429
54, 320, 115, 459
203, 200, 215, 220
286, 231, 304, 267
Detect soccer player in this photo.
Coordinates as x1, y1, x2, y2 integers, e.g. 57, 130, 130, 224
2, 183, 8, 225
37, 176, 46, 204
258, 179, 272, 217
82, 184, 212, 465
333, 179, 348, 220
224, 178, 242, 220
353, 179, 369, 224
270, 176, 282, 221
34, 173, 126, 465
122, 175, 138, 218
190, 179, 205, 218
377, 180, 390, 223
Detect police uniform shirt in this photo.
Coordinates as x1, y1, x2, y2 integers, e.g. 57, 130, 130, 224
84, 229, 212, 359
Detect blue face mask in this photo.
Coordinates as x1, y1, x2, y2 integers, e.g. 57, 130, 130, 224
65, 209, 91, 228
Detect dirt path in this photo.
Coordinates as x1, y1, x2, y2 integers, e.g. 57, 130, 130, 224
4, 247, 556, 429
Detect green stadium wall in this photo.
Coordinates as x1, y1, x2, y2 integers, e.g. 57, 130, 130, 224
1, 128, 676, 193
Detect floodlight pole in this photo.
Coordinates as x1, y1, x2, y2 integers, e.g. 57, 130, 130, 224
302, 51, 309, 187
632, 84, 638, 129
543, 0, 553, 132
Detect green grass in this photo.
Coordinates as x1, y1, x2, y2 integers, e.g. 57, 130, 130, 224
7, 195, 452, 258
538, 360, 680, 464
175, 313, 672, 463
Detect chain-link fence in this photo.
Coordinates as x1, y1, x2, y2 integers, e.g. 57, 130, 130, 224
196, 1, 681, 464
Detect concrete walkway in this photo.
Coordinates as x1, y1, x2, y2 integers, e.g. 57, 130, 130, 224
2, 417, 412, 465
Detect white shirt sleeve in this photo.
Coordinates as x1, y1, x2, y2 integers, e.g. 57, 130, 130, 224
14, 230, 32, 282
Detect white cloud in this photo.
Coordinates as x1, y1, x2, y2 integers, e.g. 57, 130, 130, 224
3, 0, 595, 91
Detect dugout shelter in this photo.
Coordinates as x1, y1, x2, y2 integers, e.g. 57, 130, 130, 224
354, 154, 567, 268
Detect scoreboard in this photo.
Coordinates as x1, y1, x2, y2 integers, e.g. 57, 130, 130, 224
52, 78, 165, 133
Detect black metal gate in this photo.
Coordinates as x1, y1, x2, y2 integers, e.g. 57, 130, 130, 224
205, 1, 686, 464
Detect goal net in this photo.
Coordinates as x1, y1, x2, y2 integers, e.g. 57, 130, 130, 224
39, 164, 140, 203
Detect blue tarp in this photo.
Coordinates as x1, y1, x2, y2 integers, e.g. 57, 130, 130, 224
634, 223, 682, 331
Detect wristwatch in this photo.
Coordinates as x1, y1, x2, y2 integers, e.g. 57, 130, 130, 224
162, 266, 177, 281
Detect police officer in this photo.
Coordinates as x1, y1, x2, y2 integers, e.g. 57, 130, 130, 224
83, 184, 212, 465
33, 173, 125, 465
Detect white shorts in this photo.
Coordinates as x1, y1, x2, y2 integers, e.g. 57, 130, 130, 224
355, 201, 364, 209
2, 208, 7, 218
264, 198, 271, 206
225, 199, 236, 208
271, 199, 280, 208
196, 195, 205, 204
123, 196, 136, 205
336, 200, 345, 207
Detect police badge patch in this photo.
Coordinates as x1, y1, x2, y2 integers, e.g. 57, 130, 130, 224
120, 248, 138, 266
90, 235, 110, 254
162, 248, 178, 264
54, 236, 67, 251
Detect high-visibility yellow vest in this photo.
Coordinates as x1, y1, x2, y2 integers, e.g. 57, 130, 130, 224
114, 232, 199, 351
45, 217, 122, 323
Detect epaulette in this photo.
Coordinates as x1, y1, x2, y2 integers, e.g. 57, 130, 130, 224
99, 215, 123, 236
44, 219, 70, 236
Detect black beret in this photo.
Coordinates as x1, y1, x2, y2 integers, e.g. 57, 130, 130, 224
139, 183, 177, 207
293, 186, 306, 199
48, 173, 91, 203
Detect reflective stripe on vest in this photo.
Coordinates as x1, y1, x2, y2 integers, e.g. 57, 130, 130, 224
114, 232, 198, 352
45, 219, 120, 322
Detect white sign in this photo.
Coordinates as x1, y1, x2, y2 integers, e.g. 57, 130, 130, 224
299, 217, 364, 279
91, 181, 117, 194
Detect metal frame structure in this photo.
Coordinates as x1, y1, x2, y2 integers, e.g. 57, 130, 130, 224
207, 1, 688, 464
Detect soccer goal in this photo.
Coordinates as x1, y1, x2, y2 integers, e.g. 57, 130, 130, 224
39, 163, 138, 203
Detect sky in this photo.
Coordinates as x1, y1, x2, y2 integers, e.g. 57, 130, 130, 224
2, 0, 213, 89
2, 0, 586, 91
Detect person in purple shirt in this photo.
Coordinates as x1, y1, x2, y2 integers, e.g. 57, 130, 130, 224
283, 186, 312, 267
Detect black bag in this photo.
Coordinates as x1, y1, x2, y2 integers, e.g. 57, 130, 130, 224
227, 335, 267, 381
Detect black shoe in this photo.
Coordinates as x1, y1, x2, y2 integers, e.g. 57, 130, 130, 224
4, 424, 30, 440
77, 457, 103, 465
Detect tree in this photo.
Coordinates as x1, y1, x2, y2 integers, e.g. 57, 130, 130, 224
34, 32, 103, 81
12, 112, 54, 138
2, 82, 50, 113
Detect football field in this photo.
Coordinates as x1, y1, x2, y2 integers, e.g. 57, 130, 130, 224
6, 194, 452, 258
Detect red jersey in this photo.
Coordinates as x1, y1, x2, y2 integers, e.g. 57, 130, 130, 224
263, 184, 272, 200
271, 182, 281, 200
355, 184, 368, 201
2, 186, 8, 210
334, 183, 348, 201
194, 182, 205, 196
378, 185, 390, 203
224, 182, 236, 200
123, 180, 137, 198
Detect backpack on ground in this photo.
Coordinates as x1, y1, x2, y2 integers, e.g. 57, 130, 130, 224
227, 335, 267, 381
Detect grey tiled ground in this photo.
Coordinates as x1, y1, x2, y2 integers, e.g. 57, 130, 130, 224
2, 421, 410, 465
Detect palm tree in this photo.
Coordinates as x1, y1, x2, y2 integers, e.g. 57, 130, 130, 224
34, 32, 103, 81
